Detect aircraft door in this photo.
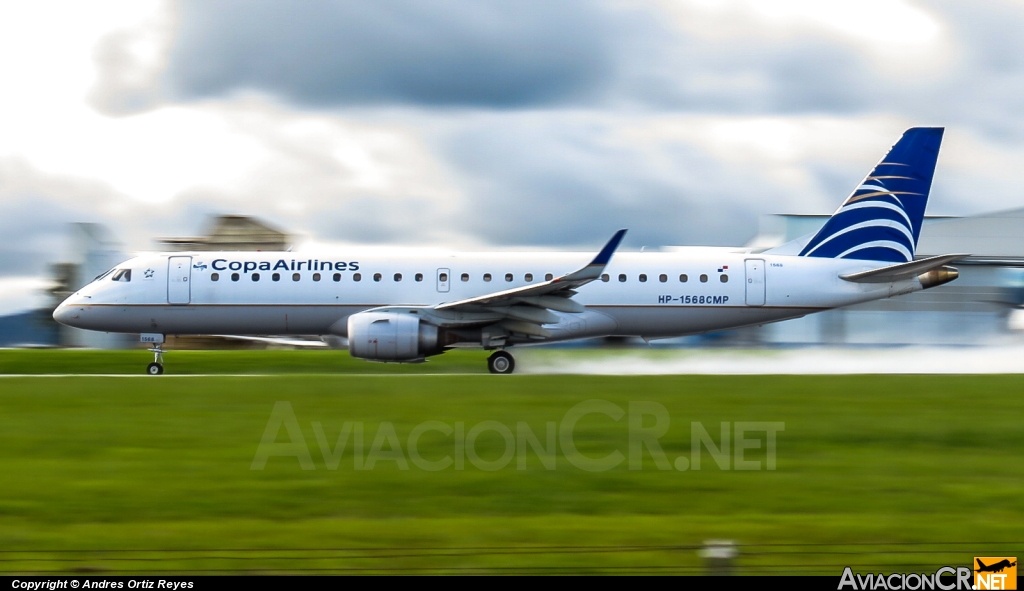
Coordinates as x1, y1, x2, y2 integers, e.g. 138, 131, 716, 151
744, 259, 765, 306
168, 256, 192, 305
436, 268, 450, 293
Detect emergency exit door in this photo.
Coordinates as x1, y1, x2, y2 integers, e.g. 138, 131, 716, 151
745, 259, 765, 306
167, 256, 192, 305
436, 268, 450, 293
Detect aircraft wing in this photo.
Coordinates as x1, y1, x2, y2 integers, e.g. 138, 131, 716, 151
434, 229, 626, 311
387, 229, 628, 340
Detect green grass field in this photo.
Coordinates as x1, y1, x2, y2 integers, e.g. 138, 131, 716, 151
0, 350, 1022, 574
0, 348, 491, 374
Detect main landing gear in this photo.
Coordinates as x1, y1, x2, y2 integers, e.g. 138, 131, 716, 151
147, 344, 165, 375
487, 350, 515, 375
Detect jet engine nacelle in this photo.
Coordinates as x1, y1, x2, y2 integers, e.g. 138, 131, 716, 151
347, 311, 440, 361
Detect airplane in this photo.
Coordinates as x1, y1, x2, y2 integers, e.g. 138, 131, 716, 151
976, 558, 1017, 573
54, 127, 962, 375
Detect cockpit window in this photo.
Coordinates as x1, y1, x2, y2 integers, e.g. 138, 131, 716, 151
111, 269, 131, 282
94, 269, 116, 281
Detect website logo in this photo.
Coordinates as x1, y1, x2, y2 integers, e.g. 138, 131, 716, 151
974, 557, 1016, 590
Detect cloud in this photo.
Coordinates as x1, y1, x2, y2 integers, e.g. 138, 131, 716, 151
161, 0, 618, 108
88, 2, 175, 116
11, 0, 1024, 287
0, 158, 125, 276
0, 277, 53, 316
88, 0, 1024, 143
431, 112, 904, 248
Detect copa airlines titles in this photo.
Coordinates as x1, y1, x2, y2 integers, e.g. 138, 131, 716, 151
210, 259, 359, 273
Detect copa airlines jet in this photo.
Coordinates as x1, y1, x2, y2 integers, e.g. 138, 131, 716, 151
55, 127, 961, 374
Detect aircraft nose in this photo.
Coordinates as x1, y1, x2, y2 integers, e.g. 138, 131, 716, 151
52, 300, 80, 327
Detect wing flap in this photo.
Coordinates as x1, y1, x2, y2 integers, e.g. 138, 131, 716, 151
513, 295, 585, 313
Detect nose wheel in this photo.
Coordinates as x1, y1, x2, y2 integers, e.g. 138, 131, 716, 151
147, 345, 165, 375
487, 350, 515, 374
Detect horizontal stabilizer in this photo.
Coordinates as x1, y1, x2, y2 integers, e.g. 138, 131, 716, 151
839, 253, 967, 283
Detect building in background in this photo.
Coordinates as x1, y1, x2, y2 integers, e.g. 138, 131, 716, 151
0, 310, 59, 348
0, 215, 291, 349
156, 215, 290, 252
46, 223, 133, 348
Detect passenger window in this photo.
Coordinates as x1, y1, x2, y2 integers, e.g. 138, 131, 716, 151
545, 273, 553, 281
601, 274, 609, 282
659, 274, 667, 283
505, 273, 513, 282
231, 273, 240, 282
483, 273, 492, 282
720, 274, 728, 283
252, 273, 260, 282
700, 274, 708, 283
525, 273, 533, 282
313, 273, 321, 282
374, 273, 382, 282
353, 273, 362, 282
680, 274, 688, 283
439, 273, 448, 282
395, 273, 402, 282
415, 273, 423, 282
461, 273, 469, 282
272, 273, 280, 282
211, 273, 219, 282
333, 273, 341, 282
639, 274, 647, 283
292, 273, 300, 281
618, 274, 627, 282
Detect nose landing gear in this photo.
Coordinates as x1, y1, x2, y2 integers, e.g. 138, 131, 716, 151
487, 350, 515, 374
146, 345, 164, 375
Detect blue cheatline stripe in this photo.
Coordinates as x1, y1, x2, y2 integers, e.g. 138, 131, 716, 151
800, 127, 943, 262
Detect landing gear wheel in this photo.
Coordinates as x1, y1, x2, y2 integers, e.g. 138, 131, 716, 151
147, 344, 165, 375
488, 351, 515, 375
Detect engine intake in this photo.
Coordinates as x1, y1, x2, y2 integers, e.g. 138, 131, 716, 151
347, 311, 440, 361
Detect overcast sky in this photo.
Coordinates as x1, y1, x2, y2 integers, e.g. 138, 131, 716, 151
5, 0, 1024, 312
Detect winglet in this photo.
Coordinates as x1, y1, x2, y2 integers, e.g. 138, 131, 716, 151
561, 229, 627, 283
591, 229, 627, 266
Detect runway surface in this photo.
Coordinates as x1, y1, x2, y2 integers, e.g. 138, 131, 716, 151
518, 345, 1024, 375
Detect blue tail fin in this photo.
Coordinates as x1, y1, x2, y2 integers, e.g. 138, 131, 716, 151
799, 127, 944, 262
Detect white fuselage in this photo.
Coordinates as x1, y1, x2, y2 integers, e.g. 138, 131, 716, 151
54, 247, 929, 344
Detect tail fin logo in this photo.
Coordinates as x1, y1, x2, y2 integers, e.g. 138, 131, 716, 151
800, 128, 943, 263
